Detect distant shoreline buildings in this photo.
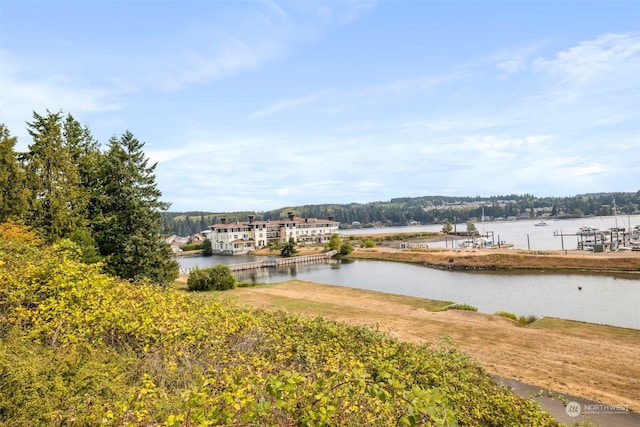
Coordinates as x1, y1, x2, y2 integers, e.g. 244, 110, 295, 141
209, 212, 339, 255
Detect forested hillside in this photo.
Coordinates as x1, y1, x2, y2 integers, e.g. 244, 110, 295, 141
0, 223, 560, 426
0, 112, 177, 285
162, 192, 640, 235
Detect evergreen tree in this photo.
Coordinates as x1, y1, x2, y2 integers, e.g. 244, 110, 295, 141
24, 111, 85, 241
280, 237, 297, 257
202, 238, 213, 256
63, 113, 103, 219
0, 124, 29, 221
94, 131, 178, 284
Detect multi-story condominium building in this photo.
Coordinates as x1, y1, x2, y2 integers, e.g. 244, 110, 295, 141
210, 213, 340, 255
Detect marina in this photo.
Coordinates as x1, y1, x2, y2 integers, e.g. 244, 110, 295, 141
342, 214, 640, 252
176, 215, 640, 329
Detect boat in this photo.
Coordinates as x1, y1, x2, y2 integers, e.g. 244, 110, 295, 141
534, 221, 548, 226
457, 238, 476, 250
457, 236, 492, 250
577, 226, 600, 235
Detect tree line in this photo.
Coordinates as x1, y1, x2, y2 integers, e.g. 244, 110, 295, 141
163, 192, 640, 235
0, 111, 178, 285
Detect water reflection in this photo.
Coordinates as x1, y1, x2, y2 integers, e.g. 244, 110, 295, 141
225, 259, 640, 329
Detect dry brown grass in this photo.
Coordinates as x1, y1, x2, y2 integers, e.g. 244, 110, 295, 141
251, 237, 640, 272
187, 240, 640, 409
347, 247, 640, 272
216, 280, 640, 411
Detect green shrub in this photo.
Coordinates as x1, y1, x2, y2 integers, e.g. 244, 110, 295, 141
446, 303, 478, 312
202, 238, 213, 256
518, 314, 539, 325
187, 265, 236, 291
179, 243, 203, 251
362, 239, 376, 248
495, 311, 518, 321
280, 237, 297, 257
237, 281, 266, 288
0, 223, 560, 427
339, 242, 354, 255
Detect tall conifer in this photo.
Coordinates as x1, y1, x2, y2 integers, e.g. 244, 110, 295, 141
24, 111, 84, 240
94, 131, 178, 284
0, 124, 29, 221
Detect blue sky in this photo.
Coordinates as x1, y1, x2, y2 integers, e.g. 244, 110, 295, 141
1, 1, 639, 212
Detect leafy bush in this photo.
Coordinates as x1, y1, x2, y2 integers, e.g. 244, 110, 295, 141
339, 242, 354, 255
446, 303, 478, 312
328, 233, 342, 251
519, 314, 539, 325
179, 243, 203, 251
280, 237, 297, 257
0, 223, 560, 426
236, 281, 265, 288
186, 264, 236, 291
202, 238, 213, 256
362, 239, 376, 248
495, 311, 518, 321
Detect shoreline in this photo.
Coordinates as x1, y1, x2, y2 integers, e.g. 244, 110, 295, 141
345, 246, 640, 273
248, 245, 640, 273
207, 279, 639, 415
176, 237, 640, 414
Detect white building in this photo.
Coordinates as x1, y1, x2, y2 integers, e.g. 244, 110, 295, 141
210, 213, 340, 255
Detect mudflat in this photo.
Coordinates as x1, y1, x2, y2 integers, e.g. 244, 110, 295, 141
345, 245, 640, 272
217, 279, 640, 412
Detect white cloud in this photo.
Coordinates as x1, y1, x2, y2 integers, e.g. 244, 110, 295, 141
159, 34, 285, 91
496, 56, 527, 75
247, 89, 336, 119
533, 33, 640, 84
0, 52, 126, 145
247, 72, 465, 120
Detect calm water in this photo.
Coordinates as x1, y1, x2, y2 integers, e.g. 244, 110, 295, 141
176, 214, 640, 329
343, 215, 640, 250
178, 256, 640, 329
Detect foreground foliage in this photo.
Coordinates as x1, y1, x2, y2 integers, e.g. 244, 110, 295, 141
0, 224, 559, 426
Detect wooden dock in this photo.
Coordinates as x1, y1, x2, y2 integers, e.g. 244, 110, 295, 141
180, 251, 338, 275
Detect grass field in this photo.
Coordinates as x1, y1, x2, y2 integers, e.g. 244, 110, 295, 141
181, 238, 640, 411
192, 279, 640, 412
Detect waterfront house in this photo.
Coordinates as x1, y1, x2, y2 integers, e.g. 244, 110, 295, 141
210, 213, 340, 255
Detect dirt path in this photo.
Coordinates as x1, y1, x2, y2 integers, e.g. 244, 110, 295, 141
219, 280, 640, 413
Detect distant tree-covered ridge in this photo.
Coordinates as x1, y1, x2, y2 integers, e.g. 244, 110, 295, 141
162, 191, 640, 235
0, 111, 178, 285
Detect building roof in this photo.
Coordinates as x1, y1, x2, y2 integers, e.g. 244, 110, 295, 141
211, 217, 338, 230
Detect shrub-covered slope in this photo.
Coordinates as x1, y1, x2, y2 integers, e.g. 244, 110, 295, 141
0, 223, 559, 426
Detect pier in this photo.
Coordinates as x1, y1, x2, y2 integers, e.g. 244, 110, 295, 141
180, 250, 338, 275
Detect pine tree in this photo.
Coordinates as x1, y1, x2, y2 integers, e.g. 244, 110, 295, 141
94, 131, 178, 284
0, 124, 30, 221
63, 113, 102, 209
24, 111, 85, 241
